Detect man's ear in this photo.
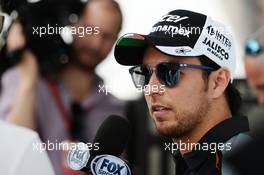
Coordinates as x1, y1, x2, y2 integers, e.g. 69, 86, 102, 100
208, 67, 230, 99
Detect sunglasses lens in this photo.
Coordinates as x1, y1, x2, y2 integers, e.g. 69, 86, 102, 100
130, 65, 150, 88
245, 39, 261, 56
157, 63, 180, 87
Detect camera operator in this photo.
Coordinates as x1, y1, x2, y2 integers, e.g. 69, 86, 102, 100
0, 0, 125, 174
0, 3, 54, 175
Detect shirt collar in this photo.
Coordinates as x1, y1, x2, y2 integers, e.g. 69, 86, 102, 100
58, 75, 105, 109
173, 116, 249, 171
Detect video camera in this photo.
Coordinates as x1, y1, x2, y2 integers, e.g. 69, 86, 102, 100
0, 0, 84, 76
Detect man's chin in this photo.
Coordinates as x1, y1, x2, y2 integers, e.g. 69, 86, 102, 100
72, 59, 97, 72
79, 58, 98, 67
155, 122, 185, 138
155, 122, 175, 137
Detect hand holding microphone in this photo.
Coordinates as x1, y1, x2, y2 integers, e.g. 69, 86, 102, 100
67, 115, 132, 175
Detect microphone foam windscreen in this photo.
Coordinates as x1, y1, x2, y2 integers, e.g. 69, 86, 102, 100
92, 115, 131, 157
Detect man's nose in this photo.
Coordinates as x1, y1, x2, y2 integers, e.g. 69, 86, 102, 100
88, 34, 104, 50
145, 72, 165, 96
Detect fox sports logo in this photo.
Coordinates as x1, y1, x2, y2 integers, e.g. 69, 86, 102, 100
90, 155, 131, 175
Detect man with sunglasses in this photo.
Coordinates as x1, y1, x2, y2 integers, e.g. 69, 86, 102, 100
114, 9, 251, 174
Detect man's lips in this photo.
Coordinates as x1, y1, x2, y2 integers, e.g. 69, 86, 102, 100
151, 104, 172, 119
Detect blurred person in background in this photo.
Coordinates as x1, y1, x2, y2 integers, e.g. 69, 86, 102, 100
244, 28, 264, 137
245, 38, 264, 105
244, 28, 264, 146
224, 34, 264, 174
0, 1, 54, 175
0, 0, 125, 174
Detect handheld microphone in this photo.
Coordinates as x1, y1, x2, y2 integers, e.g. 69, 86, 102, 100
90, 154, 131, 175
67, 115, 131, 174
91, 114, 131, 157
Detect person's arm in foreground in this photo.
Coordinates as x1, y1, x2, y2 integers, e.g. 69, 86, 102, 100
0, 22, 38, 130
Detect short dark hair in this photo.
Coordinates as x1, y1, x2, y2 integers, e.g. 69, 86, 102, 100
198, 55, 242, 115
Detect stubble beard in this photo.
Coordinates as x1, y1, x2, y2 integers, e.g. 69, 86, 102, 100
154, 97, 211, 139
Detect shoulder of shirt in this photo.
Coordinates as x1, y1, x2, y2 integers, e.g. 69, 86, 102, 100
221, 133, 253, 175
0, 120, 39, 144
0, 121, 44, 174
1, 66, 20, 84
224, 132, 252, 153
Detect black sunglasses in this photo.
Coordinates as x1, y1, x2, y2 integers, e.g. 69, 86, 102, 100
245, 39, 262, 56
129, 62, 214, 88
